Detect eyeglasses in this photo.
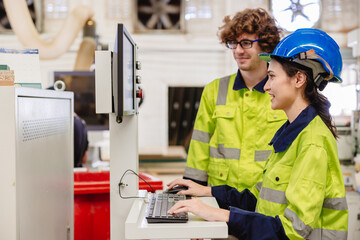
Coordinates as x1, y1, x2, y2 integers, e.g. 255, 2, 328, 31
226, 39, 260, 49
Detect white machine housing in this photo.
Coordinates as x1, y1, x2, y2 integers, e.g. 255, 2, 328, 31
95, 49, 139, 240
0, 87, 74, 240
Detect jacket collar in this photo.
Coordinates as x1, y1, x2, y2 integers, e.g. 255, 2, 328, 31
233, 69, 267, 93
269, 105, 318, 153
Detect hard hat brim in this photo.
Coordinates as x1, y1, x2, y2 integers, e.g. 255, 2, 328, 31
258, 53, 343, 83
258, 53, 272, 62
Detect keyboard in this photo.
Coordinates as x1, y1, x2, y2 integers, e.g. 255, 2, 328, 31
145, 193, 188, 223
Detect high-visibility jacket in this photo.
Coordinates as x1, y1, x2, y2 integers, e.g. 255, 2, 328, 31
212, 105, 348, 240
256, 106, 348, 239
184, 71, 287, 191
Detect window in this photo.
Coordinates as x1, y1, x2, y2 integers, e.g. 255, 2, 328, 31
44, 0, 68, 19
323, 60, 357, 116
106, 0, 131, 19
184, 0, 212, 20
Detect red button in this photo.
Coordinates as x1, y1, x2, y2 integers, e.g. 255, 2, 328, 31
136, 89, 143, 99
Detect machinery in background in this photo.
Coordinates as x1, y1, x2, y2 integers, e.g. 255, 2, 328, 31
342, 28, 360, 240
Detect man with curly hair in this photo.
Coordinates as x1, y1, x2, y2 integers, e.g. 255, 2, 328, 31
183, 8, 287, 193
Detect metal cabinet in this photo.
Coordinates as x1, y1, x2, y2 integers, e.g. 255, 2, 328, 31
0, 87, 74, 240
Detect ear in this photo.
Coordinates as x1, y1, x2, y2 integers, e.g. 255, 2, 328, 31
294, 71, 307, 89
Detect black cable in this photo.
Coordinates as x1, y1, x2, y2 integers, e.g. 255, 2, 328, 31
118, 169, 155, 199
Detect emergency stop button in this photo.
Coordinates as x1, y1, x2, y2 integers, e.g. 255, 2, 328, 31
136, 89, 143, 99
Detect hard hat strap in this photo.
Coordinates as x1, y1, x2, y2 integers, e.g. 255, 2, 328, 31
297, 49, 334, 81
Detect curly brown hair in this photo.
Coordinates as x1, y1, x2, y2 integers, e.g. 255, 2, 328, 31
218, 8, 282, 53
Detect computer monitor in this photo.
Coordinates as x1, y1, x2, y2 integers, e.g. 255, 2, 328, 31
113, 23, 137, 123
53, 71, 109, 131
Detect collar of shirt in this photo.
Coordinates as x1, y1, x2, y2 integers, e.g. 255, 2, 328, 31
269, 105, 318, 153
233, 69, 267, 93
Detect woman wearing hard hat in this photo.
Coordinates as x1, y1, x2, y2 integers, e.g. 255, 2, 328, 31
167, 28, 348, 240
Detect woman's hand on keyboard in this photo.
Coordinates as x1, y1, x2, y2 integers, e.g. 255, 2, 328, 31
168, 198, 230, 222
167, 179, 212, 197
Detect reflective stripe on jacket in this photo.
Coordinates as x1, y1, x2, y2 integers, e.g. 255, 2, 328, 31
184, 73, 287, 191
253, 115, 348, 239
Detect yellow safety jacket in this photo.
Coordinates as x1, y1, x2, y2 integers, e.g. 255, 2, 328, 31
184, 72, 287, 191
252, 106, 348, 239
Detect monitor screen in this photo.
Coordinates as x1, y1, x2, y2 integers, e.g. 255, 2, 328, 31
113, 23, 137, 123
53, 71, 109, 130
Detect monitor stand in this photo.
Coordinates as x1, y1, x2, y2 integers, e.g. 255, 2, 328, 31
109, 113, 138, 240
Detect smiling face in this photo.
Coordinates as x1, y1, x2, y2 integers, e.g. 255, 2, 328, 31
264, 58, 311, 122
232, 33, 267, 72
264, 59, 297, 112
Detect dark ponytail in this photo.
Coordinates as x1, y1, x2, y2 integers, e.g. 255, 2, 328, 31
303, 77, 338, 139
273, 56, 338, 139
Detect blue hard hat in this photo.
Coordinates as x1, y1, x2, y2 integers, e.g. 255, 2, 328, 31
259, 28, 342, 83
